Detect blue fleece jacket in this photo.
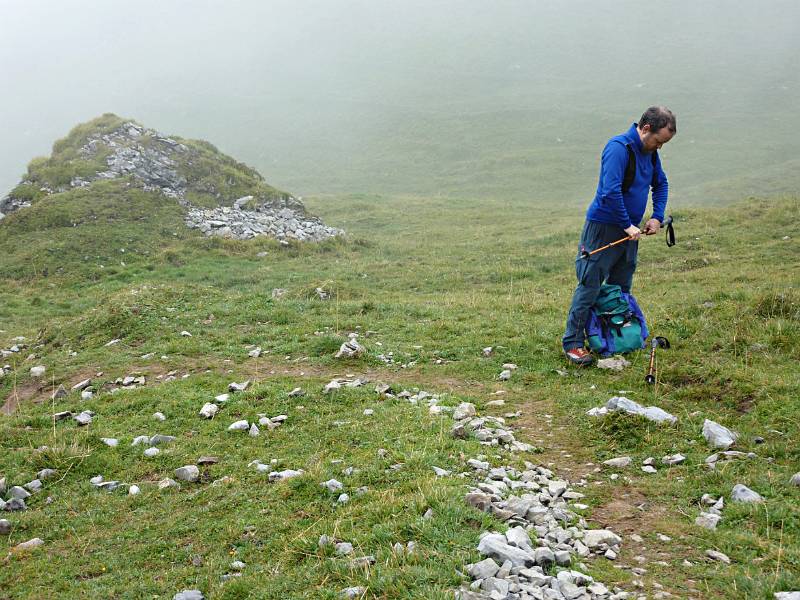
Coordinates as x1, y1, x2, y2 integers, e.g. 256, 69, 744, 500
585, 123, 668, 229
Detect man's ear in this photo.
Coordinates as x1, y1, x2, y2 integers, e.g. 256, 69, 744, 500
640, 123, 651, 134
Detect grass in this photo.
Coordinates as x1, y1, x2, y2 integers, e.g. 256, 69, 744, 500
0, 191, 799, 598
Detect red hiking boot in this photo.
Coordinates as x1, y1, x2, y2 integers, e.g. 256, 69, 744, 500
565, 347, 594, 366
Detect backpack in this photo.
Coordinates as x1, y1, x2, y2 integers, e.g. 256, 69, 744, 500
622, 144, 658, 193
585, 284, 649, 356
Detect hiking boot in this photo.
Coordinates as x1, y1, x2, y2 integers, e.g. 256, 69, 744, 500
565, 347, 594, 366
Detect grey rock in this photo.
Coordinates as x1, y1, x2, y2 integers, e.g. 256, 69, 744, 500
132, 435, 150, 446
173, 591, 205, 600
72, 378, 92, 391
9, 486, 30, 500
603, 456, 632, 468
468, 557, 500, 579
481, 577, 510, 596
454, 402, 477, 420
596, 356, 630, 371
774, 593, 800, 600
604, 396, 677, 424
101, 438, 119, 447
4, 498, 26, 511
128, 485, 141, 495
554, 550, 571, 566
0, 477, 5, 495
534, 546, 556, 569
30, 365, 46, 377
705, 549, 731, 564
13, 537, 44, 552
74, 411, 93, 426
149, 434, 176, 446
248, 423, 260, 437
335, 542, 353, 555
199, 403, 218, 418
582, 529, 622, 549
0, 519, 11, 534
506, 526, 533, 551
158, 478, 180, 490
703, 419, 738, 449
228, 380, 250, 392
153, 412, 167, 421
662, 453, 686, 466
498, 369, 512, 381
37, 469, 56, 480
340, 587, 366, 599
24, 479, 42, 493
322, 479, 343, 492
228, 420, 249, 431
53, 411, 73, 421
465, 492, 493, 512
731, 484, 763, 503
97, 481, 119, 492
477, 533, 535, 568
695, 512, 721, 529
791, 473, 800, 487
268, 469, 304, 482
349, 555, 376, 568
175, 465, 200, 483
144, 447, 160, 457
51, 385, 67, 400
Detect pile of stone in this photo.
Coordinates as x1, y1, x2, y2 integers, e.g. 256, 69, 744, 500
1, 469, 56, 514
0, 336, 26, 358
452, 404, 535, 453
334, 333, 365, 359
185, 204, 342, 242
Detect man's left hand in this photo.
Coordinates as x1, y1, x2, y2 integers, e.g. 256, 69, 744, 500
643, 218, 661, 235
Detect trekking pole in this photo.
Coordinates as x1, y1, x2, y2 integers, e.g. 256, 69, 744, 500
644, 336, 670, 384
580, 215, 674, 260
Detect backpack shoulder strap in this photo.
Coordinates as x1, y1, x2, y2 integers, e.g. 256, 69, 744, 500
650, 150, 659, 188
621, 143, 636, 193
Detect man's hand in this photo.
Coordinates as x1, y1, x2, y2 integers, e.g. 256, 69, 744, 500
642, 218, 661, 235
624, 224, 642, 240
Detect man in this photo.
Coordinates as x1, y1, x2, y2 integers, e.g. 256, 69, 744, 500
562, 106, 676, 366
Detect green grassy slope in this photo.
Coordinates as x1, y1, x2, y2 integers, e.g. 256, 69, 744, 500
0, 193, 798, 598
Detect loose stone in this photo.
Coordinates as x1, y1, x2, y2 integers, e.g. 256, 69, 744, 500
153, 412, 166, 421
144, 447, 160, 457
150, 434, 176, 445
322, 479, 343, 492
249, 423, 260, 437
228, 420, 249, 431
13, 538, 44, 552
199, 403, 218, 418
173, 591, 204, 600
603, 457, 632, 468
731, 484, 763, 503
695, 512, 721, 530
37, 469, 56, 480
703, 419, 738, 449
340, 588, 366, 599
158, 478, 179, 490
101, 438, 119, 447
129, 485, 140, 495
175, 465, 200, 483
705, 549, 731, 564
0, 519, 11, 535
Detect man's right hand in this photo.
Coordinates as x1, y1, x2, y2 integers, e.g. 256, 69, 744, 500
624, 224, 641, 240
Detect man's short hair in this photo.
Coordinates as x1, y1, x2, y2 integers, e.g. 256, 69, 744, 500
639, 106, 676, 133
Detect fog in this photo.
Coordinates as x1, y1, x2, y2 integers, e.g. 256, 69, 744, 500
1, 0, 798, 204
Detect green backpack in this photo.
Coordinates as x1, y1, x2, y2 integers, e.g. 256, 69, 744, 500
585, 284, 649, 356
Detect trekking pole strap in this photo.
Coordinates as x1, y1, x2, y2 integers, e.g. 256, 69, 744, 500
663, 215, 675, 247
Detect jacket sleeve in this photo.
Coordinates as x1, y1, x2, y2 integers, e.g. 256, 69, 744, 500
651, 152, 668, 223
598, 140, 632, 229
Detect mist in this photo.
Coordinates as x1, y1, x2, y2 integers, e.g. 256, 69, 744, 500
1, 0, 798, 205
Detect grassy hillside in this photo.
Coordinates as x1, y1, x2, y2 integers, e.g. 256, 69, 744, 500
0, 193, 798, 598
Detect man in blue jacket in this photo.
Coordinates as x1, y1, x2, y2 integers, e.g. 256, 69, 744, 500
563, 106, 676, 366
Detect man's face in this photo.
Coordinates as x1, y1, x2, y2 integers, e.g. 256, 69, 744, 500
640, 125, 674, 153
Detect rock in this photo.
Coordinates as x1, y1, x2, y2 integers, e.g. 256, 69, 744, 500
662, 453, 686, 466
24, 479, 42, 493
149, 434, 176, 445
582, 529, 622, 549
249, 424, 260, 437
199, 403, 218, 418
774, 593, 800, 600
705, 549, 731, 564
197, 456, 218, 465
101, 438, 119, 447
498, 369, 512, 381
481, 577, 510, 597
248, 347, 262, 358
602, 396, 677, 424
158, 478, 179, 490
695, 512, 719, 530
340, 587, 366, 599
228, 380, 250, 392
173, 591, 204, 600
454, 402, 477, 420
468, 557, 500, 579
74, 411, 93, 426
0, 519, 11, 535
81, 390, 93, 400
153, 412, 166, 421
132, 435, 150, 446
432, 466, 451, 477
268, 469, 304, 482
703, 419, 738, 449
477, 533, 535, 568
322, 479, 343, 492
144, 447, 160, 457
505, 526, 533, 551
603, 456, 632, 468
215, 393, 230, 403
0, 477, 5, 495
337, 493, 349, 504
596, 356, 631, 371
731, 484, 763, 503
642, 465, 657, 474
349, 555, 376, 568
37, 469, 56, 480
72, 378, 92, 391
53, 411, 73, 421
230, 560, 246, 570
51, 385, 67, 400
128, 485, 140, 495
12, 537, 44, 552
30, 365, 46, 377
4, 498, 26, 511
9, 486, 31, 500
289, 387, 305, 397
534, 547, 555, 568
175, 466, 200, 483
180, 331, 192, 337
228, 420, 249, 431
335, 338, 365, 359
335, 542, 354, 555
791, 473, 800, 487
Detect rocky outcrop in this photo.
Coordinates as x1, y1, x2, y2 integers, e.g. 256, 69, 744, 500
0, 117, 342, 242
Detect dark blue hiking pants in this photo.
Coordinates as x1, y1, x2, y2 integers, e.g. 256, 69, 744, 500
562, 220, 638, 351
